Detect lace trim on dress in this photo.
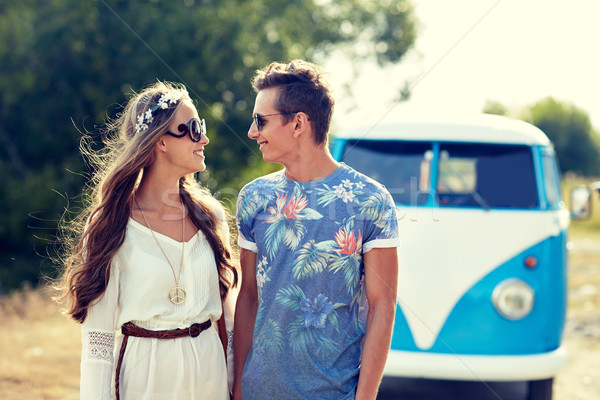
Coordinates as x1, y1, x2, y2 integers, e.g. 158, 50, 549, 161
226, 329, 234, 355
83, 329, 115, 363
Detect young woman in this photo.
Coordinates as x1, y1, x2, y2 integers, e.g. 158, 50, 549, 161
58, 81, 237, 399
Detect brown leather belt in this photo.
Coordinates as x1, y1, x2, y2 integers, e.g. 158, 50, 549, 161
115, 320, 212, 400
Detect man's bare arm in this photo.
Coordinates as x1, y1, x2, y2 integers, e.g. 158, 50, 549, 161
232, 248, 258, 400
355, 247, 399, 400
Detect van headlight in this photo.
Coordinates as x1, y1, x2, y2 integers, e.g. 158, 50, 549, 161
492, 279, 534, 320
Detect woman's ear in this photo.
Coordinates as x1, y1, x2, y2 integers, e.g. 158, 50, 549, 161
155, 137, 168, 153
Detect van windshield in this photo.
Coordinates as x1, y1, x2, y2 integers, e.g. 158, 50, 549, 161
437, 143, 538, 209
341, 140, 432, 205
340, 140, 539, 209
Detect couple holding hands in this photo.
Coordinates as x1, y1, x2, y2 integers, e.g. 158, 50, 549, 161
59, 59, 399, 400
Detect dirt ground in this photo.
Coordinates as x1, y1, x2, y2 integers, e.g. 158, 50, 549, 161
554, 233, 600, 400
0, 233, 598, 399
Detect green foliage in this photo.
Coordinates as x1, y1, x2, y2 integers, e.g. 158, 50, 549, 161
528, 98, 600, 176
483, 97, 600, 177
482, 99, 507, 116
0, 0, 416, 291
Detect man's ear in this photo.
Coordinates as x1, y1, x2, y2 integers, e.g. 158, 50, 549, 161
292, 112, 310, 138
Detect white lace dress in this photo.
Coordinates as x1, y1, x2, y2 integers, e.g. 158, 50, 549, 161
80, 218, 235, 400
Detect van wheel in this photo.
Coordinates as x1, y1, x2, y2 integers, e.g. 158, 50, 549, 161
527, 378, 553, 400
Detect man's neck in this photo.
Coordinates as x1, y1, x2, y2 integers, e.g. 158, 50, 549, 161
283, 148, 339, 182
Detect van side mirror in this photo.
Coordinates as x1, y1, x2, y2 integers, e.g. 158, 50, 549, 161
570, 186, 592, 220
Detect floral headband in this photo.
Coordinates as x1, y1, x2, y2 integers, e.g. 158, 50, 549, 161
134, 89, 187, 134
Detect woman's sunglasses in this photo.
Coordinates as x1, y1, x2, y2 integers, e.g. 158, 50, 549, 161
166, 118, 206, 142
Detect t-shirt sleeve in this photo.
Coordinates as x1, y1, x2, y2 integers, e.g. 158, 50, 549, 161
236, 186, 258, 253
362, 186, 401, 253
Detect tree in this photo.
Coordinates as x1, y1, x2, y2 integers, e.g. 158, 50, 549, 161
0, 0, 417, 291
482, 100, 507, 117
483, 97, 600, 177
529, 98, 600, 176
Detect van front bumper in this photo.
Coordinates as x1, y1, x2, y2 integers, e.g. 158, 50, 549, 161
384, 346, 566, 381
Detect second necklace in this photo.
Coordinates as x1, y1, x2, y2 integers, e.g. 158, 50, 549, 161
134, 197, 187, 305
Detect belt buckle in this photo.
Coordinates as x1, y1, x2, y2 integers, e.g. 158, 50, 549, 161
189, 323, 201, 337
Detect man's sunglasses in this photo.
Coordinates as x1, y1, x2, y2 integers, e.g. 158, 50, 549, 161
253, 112, 298, 131
166, 118, 206, 142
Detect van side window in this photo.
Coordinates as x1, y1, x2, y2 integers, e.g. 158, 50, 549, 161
437, 144, 538, 209
542, 153, 562, 208
341, 140, 432, 204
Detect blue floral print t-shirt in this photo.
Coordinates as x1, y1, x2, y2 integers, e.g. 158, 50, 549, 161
236, 163, 400, 400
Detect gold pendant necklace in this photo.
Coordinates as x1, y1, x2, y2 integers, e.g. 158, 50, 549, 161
134, 197, 186, 305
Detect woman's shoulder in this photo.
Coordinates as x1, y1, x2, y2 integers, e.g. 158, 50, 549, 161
209, 198, 228, 226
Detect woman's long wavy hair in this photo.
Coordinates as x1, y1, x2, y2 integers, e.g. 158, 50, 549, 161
57, 81, 237, 323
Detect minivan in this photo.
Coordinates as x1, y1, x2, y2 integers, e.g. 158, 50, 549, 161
331, 114, 576, 400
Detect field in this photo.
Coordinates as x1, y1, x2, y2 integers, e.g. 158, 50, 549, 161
0, 288, 80, 399
1, 180, 599, 399
554, 230, 600, 399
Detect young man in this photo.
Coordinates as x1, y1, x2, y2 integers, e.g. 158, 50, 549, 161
233, 60, 399, 400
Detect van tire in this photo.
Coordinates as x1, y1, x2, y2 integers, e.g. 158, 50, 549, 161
527, 378, 553, 400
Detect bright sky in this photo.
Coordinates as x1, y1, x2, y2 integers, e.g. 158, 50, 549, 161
328, 0, 600, 132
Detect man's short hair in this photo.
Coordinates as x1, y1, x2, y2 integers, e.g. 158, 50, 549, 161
252, 59, 335, 145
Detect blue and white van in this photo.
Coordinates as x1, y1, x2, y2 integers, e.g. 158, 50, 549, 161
331, 114, 571, 399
